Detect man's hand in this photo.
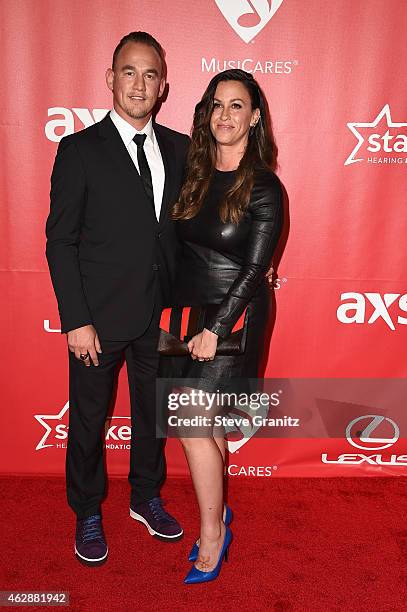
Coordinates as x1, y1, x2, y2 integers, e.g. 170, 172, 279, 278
188, 328, 218, 361
67, 325, 102, 367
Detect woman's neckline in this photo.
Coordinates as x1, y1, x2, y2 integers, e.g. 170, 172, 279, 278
214, 167, 237, 174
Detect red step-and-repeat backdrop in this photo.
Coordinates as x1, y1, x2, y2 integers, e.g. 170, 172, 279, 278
1, 0, 406, 478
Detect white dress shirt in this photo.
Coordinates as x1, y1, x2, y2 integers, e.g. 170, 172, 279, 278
110, 109, 165, 220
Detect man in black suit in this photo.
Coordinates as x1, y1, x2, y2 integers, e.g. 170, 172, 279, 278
46, 32, 189, 566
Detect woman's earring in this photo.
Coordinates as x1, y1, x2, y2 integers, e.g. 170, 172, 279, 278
249, 121, 258, 135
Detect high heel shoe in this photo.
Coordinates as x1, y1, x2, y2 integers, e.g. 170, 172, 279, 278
188, 503, 233, 562
184, 526, 232, 584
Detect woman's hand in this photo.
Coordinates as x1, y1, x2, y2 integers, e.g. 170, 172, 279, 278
188, 328, 218, 361
265, 265, 274, 287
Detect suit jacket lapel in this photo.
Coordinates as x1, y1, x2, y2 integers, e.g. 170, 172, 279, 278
154, 123, 176, 225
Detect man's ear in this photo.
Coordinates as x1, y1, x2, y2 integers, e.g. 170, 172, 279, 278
105, 68, 114, 92
158, 78, 166, 99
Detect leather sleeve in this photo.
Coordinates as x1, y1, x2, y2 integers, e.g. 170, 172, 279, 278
205, 172, 283, 339
45, 136, 93, 333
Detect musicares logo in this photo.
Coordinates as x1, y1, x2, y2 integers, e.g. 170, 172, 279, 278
224, 401, 270, 454
344, 104, 407, 166
215, 0, 285, 43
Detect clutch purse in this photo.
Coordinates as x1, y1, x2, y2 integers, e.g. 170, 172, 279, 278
158, 305, 248, 356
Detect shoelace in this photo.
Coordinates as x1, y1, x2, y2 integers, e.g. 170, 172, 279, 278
80, 515, 104, 543
148, 498, 175, 523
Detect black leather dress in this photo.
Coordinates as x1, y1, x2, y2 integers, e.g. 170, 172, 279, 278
160, 167, 284, 392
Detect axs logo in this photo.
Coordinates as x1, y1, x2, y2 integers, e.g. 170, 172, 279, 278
337, 292, 407, 330
45, 107, 109, 142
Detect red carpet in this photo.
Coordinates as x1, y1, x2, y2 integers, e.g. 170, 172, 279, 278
1, 476, 407, 611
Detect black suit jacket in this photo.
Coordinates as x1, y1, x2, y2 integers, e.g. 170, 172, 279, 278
46, 114, 190, 340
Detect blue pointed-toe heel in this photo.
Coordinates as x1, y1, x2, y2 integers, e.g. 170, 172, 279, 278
184, 526, 232, 585
188, 504, 233, 562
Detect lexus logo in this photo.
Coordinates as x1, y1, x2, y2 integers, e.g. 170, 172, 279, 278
345, 415, 399, 451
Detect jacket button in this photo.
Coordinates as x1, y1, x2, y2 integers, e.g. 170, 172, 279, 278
152, 264, 159, 271
157, 232, 162, 239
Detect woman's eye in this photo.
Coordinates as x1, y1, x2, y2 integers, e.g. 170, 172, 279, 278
232, 103, 242, 109
213, 102, 222, 109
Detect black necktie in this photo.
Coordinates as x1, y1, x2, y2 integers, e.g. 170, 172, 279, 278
133, 133, 154, 204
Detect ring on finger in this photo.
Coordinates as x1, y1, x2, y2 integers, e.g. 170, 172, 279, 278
80, 353, 89, 360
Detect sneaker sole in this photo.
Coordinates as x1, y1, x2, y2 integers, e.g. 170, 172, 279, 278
129, 508, 183, 542
74, 545, 108, 566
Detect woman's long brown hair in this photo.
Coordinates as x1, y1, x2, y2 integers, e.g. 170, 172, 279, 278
173, 69, 278, 224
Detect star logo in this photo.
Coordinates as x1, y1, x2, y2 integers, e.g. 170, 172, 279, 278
34, 401, 69, 450
34, 402, 132, 451
345, 104, 407, 166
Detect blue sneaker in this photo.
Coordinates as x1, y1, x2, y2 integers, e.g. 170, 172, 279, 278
75, 515, 108, 566
130, 497, 183, 542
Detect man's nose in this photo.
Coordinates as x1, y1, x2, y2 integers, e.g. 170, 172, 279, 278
134, 74, 145, 90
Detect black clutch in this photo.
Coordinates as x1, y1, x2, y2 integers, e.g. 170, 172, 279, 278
157, 305, 248, 356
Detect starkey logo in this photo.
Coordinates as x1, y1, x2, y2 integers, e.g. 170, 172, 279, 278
215, 0, 285, 43
34, 402, 131, 451
344, 105, 407, 166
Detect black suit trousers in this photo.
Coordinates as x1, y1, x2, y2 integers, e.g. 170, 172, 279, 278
66, 307, 165, 519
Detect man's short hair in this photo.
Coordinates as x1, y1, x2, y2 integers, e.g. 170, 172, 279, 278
112, 31, 167, 78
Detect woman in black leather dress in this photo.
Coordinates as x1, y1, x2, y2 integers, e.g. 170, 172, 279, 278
164, 70, 283, 583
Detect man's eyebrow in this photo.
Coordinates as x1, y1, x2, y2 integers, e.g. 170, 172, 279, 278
120, 65, 159, 75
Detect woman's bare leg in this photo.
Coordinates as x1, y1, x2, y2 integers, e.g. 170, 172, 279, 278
173, 386, 228, 570
180, 436, 226, 571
